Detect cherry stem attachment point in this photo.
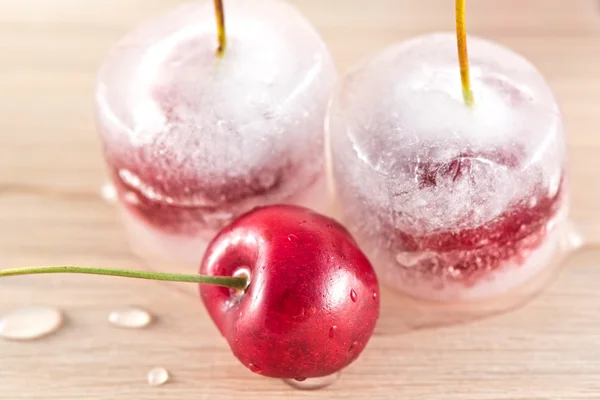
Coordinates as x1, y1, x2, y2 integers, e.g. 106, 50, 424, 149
456, 0, 474, 107
213, 0, 227, 57
0, 266, 248, 291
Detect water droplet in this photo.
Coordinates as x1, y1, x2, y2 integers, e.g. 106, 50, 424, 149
100, 183, 116, 204
248, 363, 262, 374
0, 306, 64, 341
287, 234, 298, 241
329, 325, 337, 339
350, 289, 357, 302
108, 306, 153, 329
284, 372, 341, 390
563, 221, 585, 252
348, 341, 358, 352
372, 292, 378, 300
147, 367, 169, 386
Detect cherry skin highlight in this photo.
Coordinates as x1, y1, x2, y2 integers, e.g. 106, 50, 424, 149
199, 205, 380, 380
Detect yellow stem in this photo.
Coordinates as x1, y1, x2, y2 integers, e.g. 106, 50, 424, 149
456, 0, 474, 107
214, 0, 227, 57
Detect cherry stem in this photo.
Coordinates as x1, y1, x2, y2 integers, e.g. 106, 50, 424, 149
213, 0, 227, 57
455, 0, 474, 107
0, 266, 248, 291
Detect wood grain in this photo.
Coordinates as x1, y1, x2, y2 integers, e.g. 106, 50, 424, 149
1, 0, 600, 398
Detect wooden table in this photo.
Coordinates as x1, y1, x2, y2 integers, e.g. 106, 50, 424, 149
1, 0, 600, 398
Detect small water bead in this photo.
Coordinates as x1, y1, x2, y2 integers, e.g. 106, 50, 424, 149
100, 182, 117, 204
283, 372, 341, 390
350, 289, 357, 302
348, 341, 358, 353
147, 367, 170, 386
0, 306, 64, 341
287, 234, 298, 241
372, 292, 378, 300
248, 363, 263, 374
563, 220, 585, 252
108, 306, 153, 329
329, 325, 337, 339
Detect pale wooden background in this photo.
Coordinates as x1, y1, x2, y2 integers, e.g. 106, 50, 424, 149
1, 0, 600, 399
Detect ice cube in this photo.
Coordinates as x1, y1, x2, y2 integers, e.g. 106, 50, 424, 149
94, 0, 337, 274
327, 33, 568, 303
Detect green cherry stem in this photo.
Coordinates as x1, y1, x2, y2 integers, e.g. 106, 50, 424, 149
0, 266, 248, 291
455, 0, 474, 107
214, 0, 227, 56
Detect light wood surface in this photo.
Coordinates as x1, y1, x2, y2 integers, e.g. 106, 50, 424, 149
2, 1, 600, 399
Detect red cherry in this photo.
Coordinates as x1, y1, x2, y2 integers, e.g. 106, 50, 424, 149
199, 204, 380, 380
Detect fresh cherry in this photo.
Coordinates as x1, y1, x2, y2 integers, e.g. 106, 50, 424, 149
200, 204, 380, 380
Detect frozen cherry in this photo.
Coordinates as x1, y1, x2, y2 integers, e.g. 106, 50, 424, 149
200, 204, 380, 380
94, 0, 337, 273
327, 2, 569, 303
1, 205, 380, 385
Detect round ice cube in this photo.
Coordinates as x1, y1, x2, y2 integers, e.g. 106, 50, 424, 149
327, 33, 569, 303
95, 0, 336, 272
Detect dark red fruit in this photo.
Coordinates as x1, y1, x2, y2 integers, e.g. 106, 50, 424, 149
199, 205, 380, 380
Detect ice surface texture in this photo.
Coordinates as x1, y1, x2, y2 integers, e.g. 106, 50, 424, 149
328, 33, 567, 301
95, 0, 337, 236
